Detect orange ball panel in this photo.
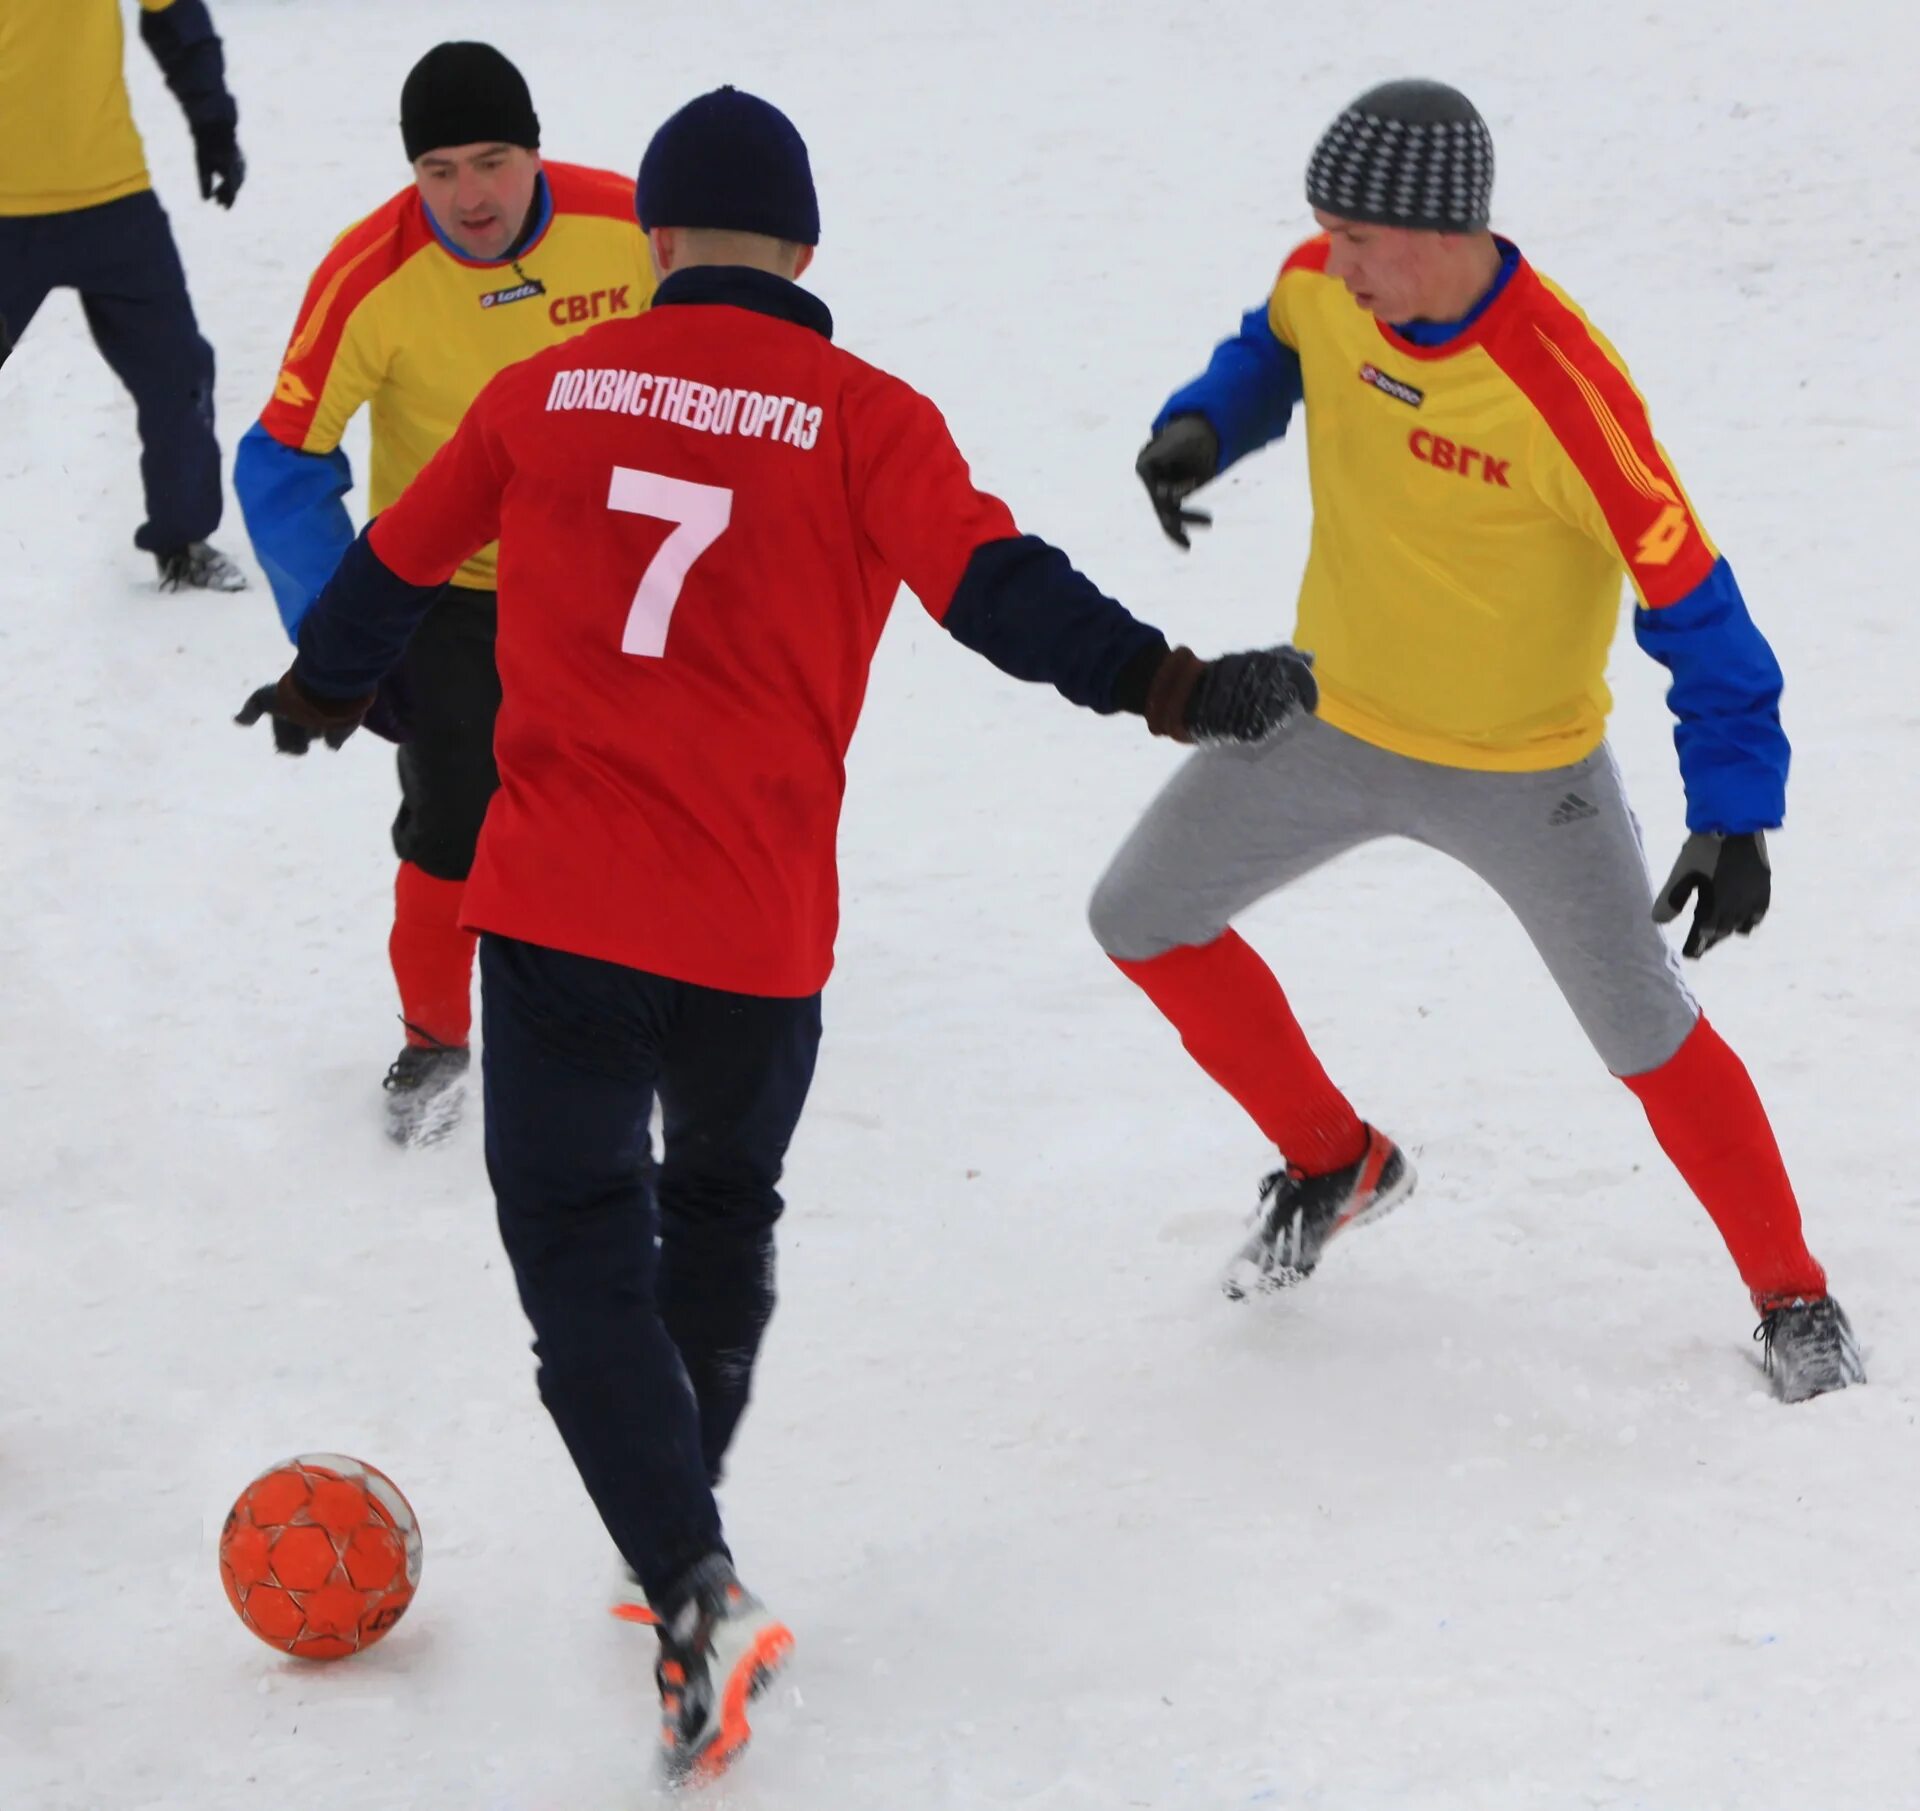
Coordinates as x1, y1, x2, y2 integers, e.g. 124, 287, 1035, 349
244, 1468, 312, 1525
269, 1525, 340, 1593
243, 1585, 306, 1644
307, 1477, 372, 1538
221, 1522, 273, 1590
299, 1583, 369, 1640
342, 1523, 404, 1592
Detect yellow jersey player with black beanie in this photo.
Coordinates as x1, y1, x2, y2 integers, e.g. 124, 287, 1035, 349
0, 0, 248, 590
234, 42, 653, 1144
1095, 79, 1863, 1402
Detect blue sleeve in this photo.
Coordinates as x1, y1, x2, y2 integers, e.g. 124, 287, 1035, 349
941, 535, 1169, 713
234, 421, 356, 639
292, 527, 443, 701
138, 0, 237, 129
1151, 304, 1304, 470
1633, 556, 1789, 834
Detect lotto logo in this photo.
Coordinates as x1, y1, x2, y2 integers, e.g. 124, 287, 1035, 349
547, 286, 634, 327
1409, 429, 1511, 487
1358, 362, 1425, 408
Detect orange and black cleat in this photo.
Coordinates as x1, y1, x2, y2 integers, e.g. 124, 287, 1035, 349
652, 1554, 794, 1785
1223, 1124, 1416, 1298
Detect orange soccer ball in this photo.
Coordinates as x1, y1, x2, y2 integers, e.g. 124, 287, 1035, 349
219, 1454, 423, 1659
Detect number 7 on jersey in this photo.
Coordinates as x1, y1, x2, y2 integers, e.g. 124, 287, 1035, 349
607, 466, 734, 657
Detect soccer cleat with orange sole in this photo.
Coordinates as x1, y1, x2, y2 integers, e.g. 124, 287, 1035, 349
653, 1554, 793, 1784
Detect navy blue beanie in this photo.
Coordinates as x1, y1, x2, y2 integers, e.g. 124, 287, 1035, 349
636, 87, 820, 246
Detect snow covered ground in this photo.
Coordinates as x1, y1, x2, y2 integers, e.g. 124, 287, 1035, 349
4, 2, 1918, 1806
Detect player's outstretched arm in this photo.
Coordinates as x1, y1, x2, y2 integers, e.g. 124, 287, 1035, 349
939, 538, 1314, 744
139, 0, 244, 208
847, 365, 1313, 747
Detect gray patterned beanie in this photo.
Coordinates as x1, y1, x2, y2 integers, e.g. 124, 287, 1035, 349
1305, 79, 1494, 233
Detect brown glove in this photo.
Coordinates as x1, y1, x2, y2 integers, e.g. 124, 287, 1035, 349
235, 670, 375, 755
1143, 644, 1318, 747
1145, 646, 1206, 741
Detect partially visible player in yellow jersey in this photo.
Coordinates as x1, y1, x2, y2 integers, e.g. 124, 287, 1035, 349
234, 41, 654, 1144
0, 0, 248, 589
1094, 80, 1862, 1401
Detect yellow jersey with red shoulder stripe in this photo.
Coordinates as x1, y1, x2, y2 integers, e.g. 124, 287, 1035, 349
258, 163, 654, 592
1267, 236, 1716, 771
0, 0, 179, 215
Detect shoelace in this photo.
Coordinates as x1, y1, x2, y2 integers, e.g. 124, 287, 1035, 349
1751, 1300, 1828, 1373
1256, 1166, 1306, 1207
382, 1022, 464, 1092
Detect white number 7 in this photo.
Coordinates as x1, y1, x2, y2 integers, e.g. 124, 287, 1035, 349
606, 466, 734, 657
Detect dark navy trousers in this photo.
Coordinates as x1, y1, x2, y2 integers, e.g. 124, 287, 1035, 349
479, 933, 822, 1603
0, 190, 222, 552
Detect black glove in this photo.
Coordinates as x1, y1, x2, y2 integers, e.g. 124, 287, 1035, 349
193, 120, 245, 209
1144, 644, 1317, 746
236, 672, 372, 755
1135, 414, 1220, 550
1652, 831, 1771, 959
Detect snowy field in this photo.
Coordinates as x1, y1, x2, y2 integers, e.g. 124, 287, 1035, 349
4, 1, 1918, 1806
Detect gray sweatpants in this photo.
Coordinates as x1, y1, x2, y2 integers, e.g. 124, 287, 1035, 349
1089, 716, 1698, 1078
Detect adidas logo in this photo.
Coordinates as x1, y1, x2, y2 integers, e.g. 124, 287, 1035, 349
1548, 792, 1600, 826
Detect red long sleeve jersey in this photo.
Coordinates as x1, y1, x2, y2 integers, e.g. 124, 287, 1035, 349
367, 272, 1018, 997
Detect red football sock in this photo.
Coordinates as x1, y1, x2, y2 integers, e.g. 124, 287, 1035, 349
1621, 1016, 1826, 1309
1112, 931, 1367, 1175
389, 862, 476, 1049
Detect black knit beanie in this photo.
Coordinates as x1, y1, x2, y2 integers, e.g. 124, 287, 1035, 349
1305, 79, 1494, 233
401, 43, 540, 162
636, 87, 820, 246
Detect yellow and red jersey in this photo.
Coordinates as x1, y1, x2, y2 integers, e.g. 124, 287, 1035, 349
0, 0, 193, 216
1267, 237, 1715, 771
256, 163, 654, 594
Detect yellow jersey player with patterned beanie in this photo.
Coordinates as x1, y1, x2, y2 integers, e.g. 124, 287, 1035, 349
1093, 79, 1862, 1403
0, 0, 248, 590
234, 41, 654, 1145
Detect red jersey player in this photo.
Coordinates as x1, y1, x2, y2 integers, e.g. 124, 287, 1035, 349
237, 87, 1312, 1780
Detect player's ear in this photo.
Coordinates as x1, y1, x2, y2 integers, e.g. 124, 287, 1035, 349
646, 226, 674, 280
793, 244, 815, 280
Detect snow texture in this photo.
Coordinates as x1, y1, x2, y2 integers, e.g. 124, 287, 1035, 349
2, 3, 1915, 1807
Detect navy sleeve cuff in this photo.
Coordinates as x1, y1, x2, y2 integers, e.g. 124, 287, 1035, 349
292, 527, 443, 700
943, 536, 1169, 714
